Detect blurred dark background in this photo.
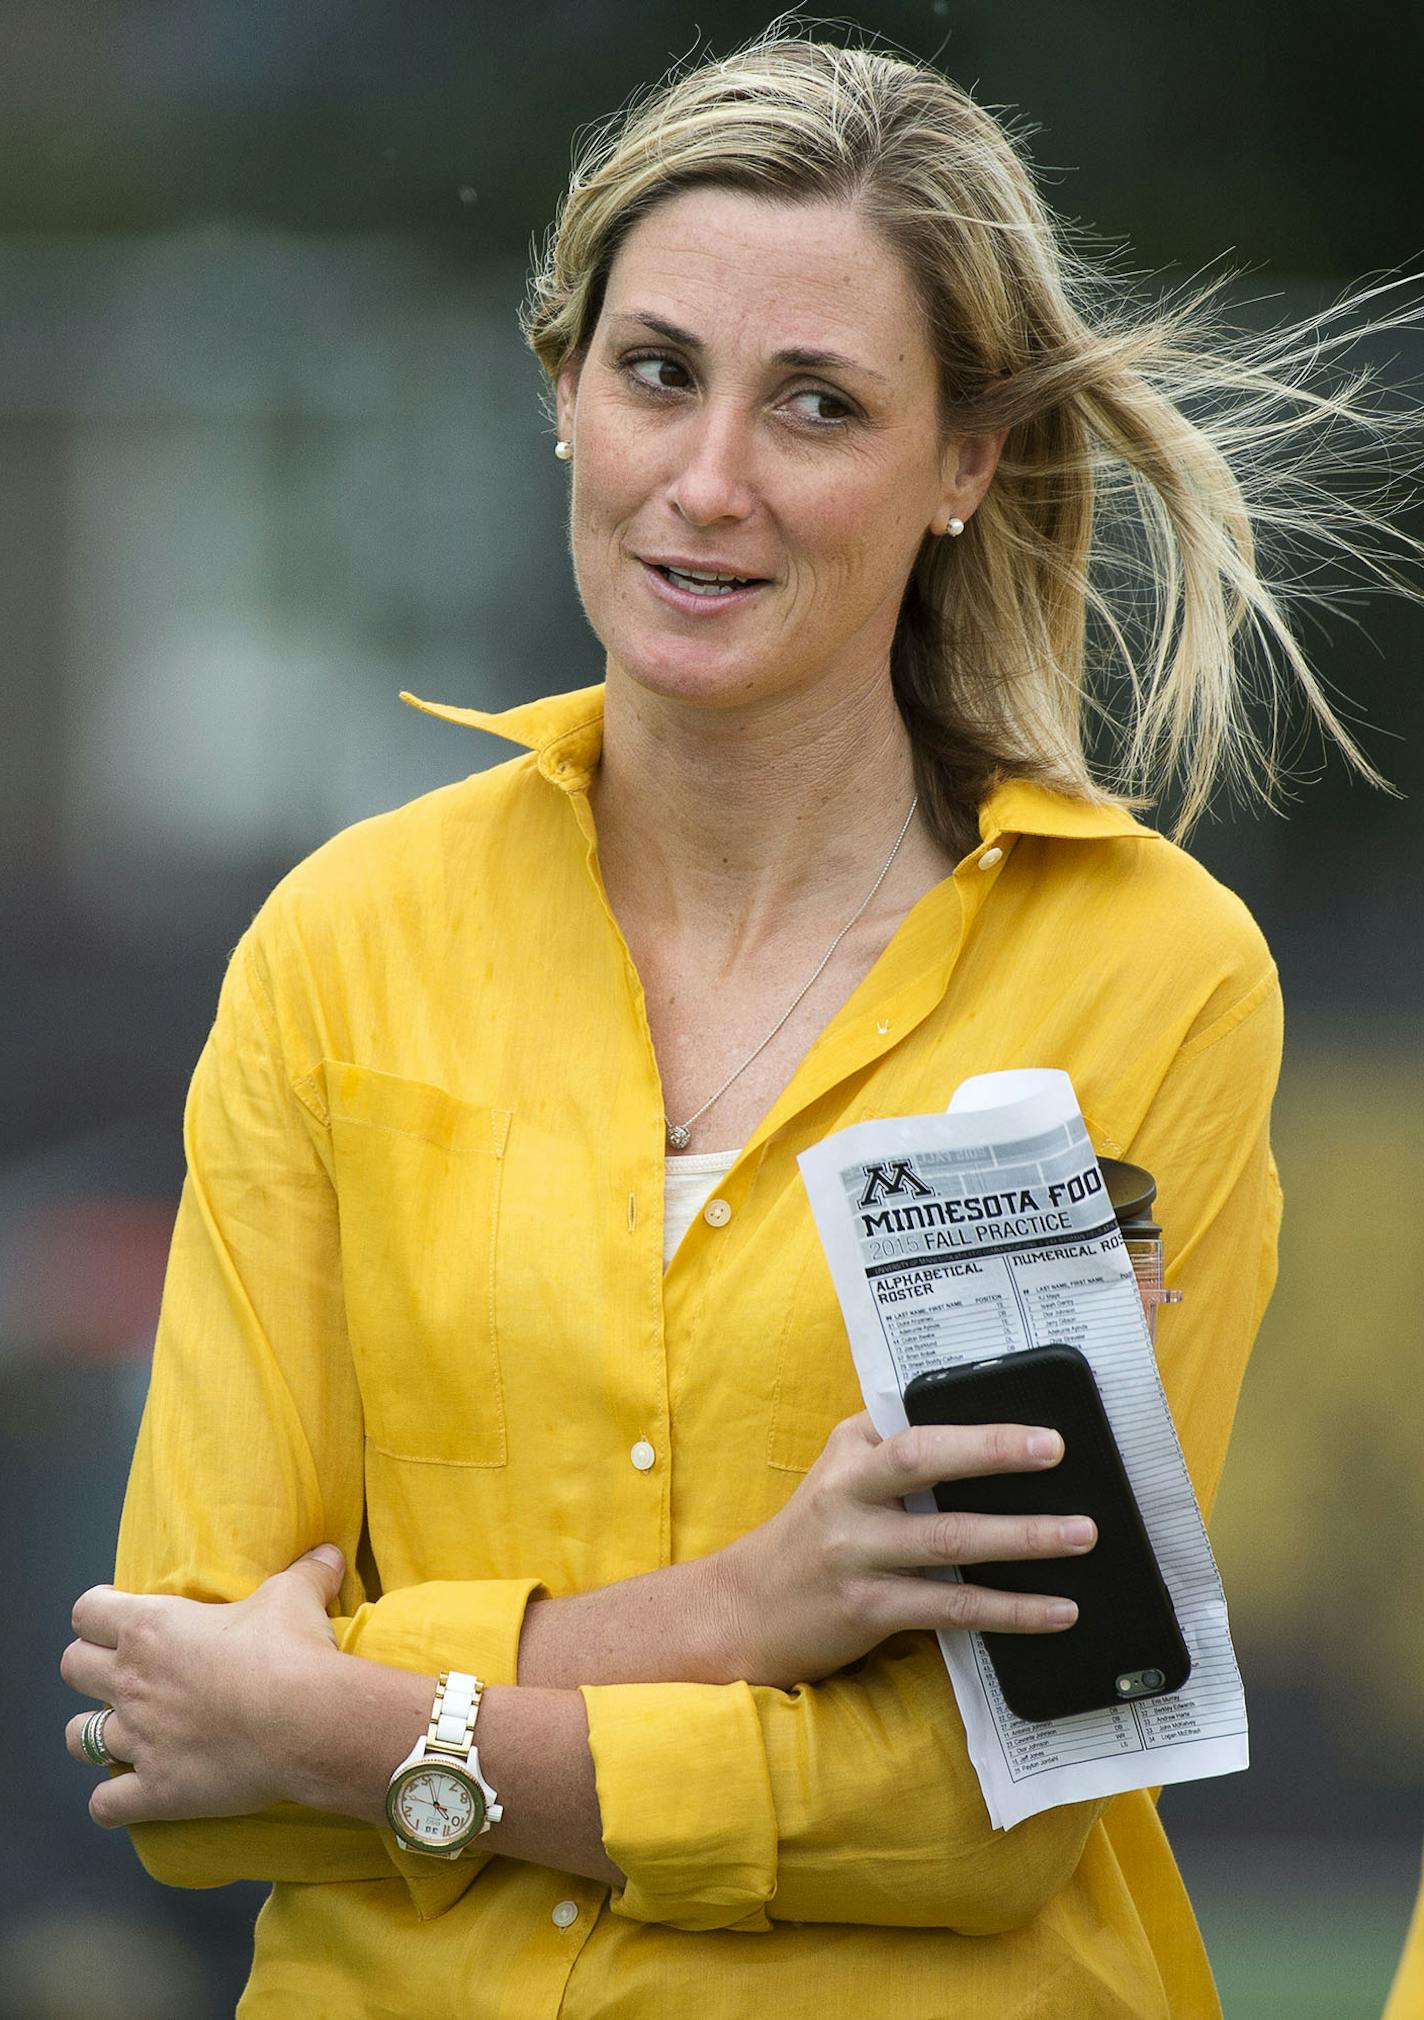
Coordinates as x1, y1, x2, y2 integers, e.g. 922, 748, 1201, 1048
3, 5, 1422, 2014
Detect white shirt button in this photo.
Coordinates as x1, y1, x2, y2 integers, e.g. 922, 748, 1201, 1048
978, 846, 1004, 870
630, 1439, 656, 1471
703, 1197, 733, 1227
551, 1898, 579, 1928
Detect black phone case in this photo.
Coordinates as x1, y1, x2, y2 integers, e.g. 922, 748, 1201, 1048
902, 1344, 1191, 1723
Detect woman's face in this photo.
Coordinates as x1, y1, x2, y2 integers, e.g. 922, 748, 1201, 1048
556, 186, 1001, 717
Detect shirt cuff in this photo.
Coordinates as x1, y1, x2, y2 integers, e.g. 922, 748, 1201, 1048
580, 1680, 778, 1932
338, 1576, 543, 1679
339, 1576, 545, 1918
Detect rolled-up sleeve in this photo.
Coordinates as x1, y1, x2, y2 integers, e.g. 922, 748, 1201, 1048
579, 1681, 779, 1930
582, 1642, 1103, 1933
115, 926, 545, 1913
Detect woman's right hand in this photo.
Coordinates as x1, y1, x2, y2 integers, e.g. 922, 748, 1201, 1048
708, 1411, 1096, 1689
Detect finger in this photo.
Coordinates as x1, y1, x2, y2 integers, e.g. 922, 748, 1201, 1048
271, 1544, 345, 1609
872, 1421, 1065, 1501
90, 1769, 153, 1830
70, 1585, 123, 1647
888, 1573, 1080, 1637
65, 1707, 133, 1768
59, 1637, 119, 1703
874, 1506, 1095, 1570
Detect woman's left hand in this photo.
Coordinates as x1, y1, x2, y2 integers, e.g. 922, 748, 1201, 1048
61, 1546, 346, 1828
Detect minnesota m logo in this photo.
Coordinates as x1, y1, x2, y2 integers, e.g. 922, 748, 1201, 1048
858, 1160, 933, 1208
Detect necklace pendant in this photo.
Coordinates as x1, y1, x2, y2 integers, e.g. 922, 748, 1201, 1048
666, 1121, 691, 1150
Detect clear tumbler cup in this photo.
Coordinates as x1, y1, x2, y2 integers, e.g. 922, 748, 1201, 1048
1100, 1158, 1183, 1344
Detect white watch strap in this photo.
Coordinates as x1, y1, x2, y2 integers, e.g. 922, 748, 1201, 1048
429, 1670, 483, 1752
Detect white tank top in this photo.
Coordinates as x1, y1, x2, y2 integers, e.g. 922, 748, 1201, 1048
663, 1148, 741, 1270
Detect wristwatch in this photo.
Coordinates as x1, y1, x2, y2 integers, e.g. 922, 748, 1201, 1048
385, 1671, 502, 1858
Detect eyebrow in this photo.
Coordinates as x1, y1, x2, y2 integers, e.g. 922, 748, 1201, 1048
607, 311, 890, 385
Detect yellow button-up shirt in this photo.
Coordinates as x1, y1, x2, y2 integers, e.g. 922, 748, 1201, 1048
116, 684, 1282, 2020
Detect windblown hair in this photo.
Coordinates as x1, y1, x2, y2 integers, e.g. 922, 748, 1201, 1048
523, 23, 1423, 849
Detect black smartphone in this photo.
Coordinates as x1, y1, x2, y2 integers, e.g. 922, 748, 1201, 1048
902, 1344, 1190, 1723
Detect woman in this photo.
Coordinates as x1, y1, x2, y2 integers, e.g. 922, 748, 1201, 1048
59, 30, 1414, 2020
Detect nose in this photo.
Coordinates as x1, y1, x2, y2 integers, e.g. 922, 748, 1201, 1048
667, 403, 756, 526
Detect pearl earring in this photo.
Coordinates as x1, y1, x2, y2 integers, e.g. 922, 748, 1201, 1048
554, 439, 573, 461
946, 517, 965, 537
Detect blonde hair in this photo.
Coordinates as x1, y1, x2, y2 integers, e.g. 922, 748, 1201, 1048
523, 24, 1423, 848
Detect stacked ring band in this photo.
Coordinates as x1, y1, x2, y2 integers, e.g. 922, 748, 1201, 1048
80, 1705, 119, 1767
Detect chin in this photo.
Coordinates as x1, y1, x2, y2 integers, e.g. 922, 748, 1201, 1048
619, 661, 784, 714
608, 636, 780, 711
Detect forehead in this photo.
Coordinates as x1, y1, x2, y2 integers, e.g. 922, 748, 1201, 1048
601, 186, 932, 378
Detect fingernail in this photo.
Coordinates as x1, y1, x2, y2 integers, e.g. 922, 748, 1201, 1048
1028, 1430, 1062, 1463
1060, 1518, 1095, 1549
1047, 1599, 1078, 1625
310, 1544, 344, 1570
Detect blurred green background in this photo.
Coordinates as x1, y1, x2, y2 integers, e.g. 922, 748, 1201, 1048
3, 4, 1422, 2014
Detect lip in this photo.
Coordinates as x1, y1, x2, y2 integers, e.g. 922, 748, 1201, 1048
636, 556, 771, 616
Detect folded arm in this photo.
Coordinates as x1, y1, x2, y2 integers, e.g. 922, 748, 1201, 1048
71, 1523, 1097, 1930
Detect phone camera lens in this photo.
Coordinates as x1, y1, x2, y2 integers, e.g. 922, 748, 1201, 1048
1115, 1667, 1167, 1697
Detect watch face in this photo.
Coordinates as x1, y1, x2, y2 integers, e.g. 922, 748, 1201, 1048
388, 1765, 485, 1850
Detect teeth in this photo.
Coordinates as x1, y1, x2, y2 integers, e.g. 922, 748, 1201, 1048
664, 565, 753, 596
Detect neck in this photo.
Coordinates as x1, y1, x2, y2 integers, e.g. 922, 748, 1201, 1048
591, 665, 952, 956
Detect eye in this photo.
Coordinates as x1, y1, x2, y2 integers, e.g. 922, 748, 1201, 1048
624, 352, 692, 394
783, 386, 857, 428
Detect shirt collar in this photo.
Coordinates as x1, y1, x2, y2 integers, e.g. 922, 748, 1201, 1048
977, 778, 1155, 845
401, 685, 605, 788
402, 685, 1157, 841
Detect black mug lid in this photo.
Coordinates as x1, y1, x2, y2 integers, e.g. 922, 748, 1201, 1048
1099, 1157, 1160, 1236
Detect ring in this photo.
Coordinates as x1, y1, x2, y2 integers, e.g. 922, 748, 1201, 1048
80, 1706, 120, 1768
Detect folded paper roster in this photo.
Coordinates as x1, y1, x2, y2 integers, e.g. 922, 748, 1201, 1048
798, 1068, 1248, 1830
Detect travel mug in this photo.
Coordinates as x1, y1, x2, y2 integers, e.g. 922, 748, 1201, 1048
1100, 1158, 1182, 1343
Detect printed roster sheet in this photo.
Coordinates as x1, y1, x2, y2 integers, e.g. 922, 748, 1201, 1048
797, 1068, 1248, 1831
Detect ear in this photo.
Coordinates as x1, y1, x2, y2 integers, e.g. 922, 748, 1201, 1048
555, 357, 581, 445
932, 426, 1008, 535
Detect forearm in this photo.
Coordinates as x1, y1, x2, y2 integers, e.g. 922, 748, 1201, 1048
290, 1652, 624, 1890
516, 1553, 741, 1688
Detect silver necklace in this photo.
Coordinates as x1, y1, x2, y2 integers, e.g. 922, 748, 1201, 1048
664, 795, 919, 1151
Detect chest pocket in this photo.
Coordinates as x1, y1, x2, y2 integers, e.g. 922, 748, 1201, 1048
326, 1063, 511, 1468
